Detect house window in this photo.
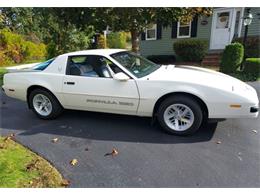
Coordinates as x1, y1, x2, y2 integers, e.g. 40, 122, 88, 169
177, 21, 191, 38
145, 24, 157, 40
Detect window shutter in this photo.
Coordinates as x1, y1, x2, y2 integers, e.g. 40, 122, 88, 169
191, 16, 198, 37
171, 21, 178, 38
156, 22, 162, 39
141, 32, 146, 40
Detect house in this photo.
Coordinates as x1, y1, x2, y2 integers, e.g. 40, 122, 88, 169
140, 7, 260, 65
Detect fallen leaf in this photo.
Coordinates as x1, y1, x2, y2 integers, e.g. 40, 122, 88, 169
105, 148, 119, 156
61, 179, 70, 187
26, 159, 39, 171
52, 138, 59, 143
111, 148, 119, 156
70, 159, 78, 166
252, 130, 258, 134
215, 141, 222, 144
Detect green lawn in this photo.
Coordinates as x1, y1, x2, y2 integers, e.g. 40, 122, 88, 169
0, 68, 7, 86
0, 136, 64, 187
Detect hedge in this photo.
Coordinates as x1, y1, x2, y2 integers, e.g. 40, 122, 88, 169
233, 36, 260, 58
173, 39, 208, 62
220, 42, 244, 73
0, 28, 46, 66
244, 58, 260, 77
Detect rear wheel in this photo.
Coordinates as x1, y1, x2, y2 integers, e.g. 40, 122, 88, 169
29, 89, 63, 119
157, 95, 203, 135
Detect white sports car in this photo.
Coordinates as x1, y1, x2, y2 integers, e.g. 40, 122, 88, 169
2, 49, 259, 135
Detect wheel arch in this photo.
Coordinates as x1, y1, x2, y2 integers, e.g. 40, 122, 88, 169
153, 92, 209, 119
26, 85, 63, 109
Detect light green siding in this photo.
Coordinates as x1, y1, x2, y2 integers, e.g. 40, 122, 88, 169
241, 7, 260, 37
140, 27, 174, 56
140, 16, 212, 56
197, 16, 212, 40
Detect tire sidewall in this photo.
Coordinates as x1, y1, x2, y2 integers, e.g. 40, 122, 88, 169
157, 96, 203, 135
29, 89, 63, 119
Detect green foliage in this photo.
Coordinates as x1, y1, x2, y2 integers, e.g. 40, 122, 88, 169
107, 32, 127, 49
232, 36, 260, 58
147, 55, 176, 64
44, 24, 94, 58
0, 68, 7, 86
173, 39, 208, 62
0, 28, 46, 66
244, 58, 260, 78
220, 42, 244, 73
229, 72, 260, 82
0, 7, 213, 56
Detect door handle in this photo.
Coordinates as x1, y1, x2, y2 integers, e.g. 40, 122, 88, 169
64, 82, 75, 85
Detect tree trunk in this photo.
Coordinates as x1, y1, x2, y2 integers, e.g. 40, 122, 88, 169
131, 29, 140, 53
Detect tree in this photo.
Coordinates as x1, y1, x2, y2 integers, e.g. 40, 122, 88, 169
0, 8, 213, 56
90, 8, 212, 52
47, 8, 212, 52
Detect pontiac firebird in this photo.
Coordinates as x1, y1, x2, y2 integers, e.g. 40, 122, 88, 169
2, 49, 259, 135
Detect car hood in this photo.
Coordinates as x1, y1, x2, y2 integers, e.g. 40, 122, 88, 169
144, 65, 252, 93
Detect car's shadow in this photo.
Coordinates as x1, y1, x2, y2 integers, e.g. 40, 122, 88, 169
1, 92, 217, 144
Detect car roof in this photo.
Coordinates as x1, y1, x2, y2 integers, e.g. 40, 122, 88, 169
60, 49, 127, 57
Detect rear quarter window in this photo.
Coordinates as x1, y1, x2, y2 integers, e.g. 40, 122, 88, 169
33, 58, 55, 70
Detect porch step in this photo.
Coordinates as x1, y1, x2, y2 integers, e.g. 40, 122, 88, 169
202, 53, 222, 66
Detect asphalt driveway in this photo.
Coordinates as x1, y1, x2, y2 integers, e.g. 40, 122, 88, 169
0, 82, 259, 187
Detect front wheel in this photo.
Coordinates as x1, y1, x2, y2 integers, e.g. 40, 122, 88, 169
157, 95, 203, 135
29, 89, 63, 119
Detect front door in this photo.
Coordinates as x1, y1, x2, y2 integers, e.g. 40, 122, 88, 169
62, 55, 139, 115
210, 8, 235, 50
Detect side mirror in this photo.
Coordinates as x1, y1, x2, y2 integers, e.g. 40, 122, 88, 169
113, 72, 130, 81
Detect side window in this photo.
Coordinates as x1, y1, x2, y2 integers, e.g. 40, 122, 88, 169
33, 58, 55, 70
67, 55, 117, 78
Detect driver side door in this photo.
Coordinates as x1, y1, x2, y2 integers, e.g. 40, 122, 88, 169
62, 55, 140, 115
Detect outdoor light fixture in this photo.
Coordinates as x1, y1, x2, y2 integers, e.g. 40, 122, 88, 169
243, 11, 253, 26
241, 8, 253, 70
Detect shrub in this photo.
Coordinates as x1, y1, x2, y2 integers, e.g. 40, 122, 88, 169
97, 34, 107, 49
0, 51, 14, 67
220, 42, 244, 73
173, 39, 208, 62
244, 58, 260, 78
232, 36, 260, 58
23, 41, 46, 60
0, 28, 47, 66
107, 32, 127, 49
147, 55, 176, 64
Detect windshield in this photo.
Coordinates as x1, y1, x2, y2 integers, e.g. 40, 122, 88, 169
110, 52, 160, 78
33, 58, 55, 70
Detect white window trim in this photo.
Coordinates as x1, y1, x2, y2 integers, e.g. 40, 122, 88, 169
177, 21, 191, 38
145, 24, 157, 40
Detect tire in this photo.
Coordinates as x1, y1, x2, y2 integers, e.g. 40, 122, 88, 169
157, 95, 203, 135
29, 89, 63, 119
